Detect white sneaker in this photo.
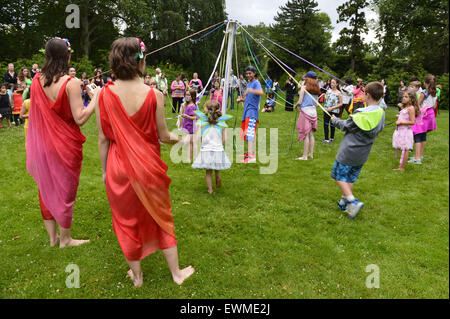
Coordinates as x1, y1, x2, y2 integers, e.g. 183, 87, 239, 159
347, 200, 364, 219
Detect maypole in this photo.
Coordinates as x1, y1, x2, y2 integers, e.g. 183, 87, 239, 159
221, 20, 237, 114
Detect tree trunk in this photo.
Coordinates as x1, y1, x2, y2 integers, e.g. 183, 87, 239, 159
351, 55, 355, 73
80, 2, 90, 58
444, 44, 449, 74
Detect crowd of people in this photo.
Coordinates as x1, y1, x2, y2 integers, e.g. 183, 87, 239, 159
0, 36, 443, 288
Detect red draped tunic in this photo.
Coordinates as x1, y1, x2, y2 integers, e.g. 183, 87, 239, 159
99, 82, 177, 261
26, 74, 86, 228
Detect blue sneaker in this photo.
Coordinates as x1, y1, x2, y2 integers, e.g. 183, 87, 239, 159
337, 198, 348, 211
347, 200, 364, 219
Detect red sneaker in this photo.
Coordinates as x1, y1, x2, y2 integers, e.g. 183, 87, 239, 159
241, 153, 256, 163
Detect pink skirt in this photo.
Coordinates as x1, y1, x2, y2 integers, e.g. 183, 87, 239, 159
392, 126, 414, 151
412, 107, 436, 135
297, 110, 317, 142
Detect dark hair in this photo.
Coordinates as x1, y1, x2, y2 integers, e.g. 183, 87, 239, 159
109, 37, 144, 80
365, 82, 384, 101
245, 66, 257, 74
410, 76, 420, 82
204, 99, 222, 124
41, 38, 70, 87
188, 89, 197, 102
400, 80, 406, 86
345, 78, 353, 85
304, 78, 321, 95
268, 92, 274, 98
330, 78, 340, 90
0, 83, 7, 89
424, 75, 436, 97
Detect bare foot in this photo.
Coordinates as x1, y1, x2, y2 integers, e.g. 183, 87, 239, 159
172, 266, 195, 285
127, 269, 143, 287
295, 156, 308, 160
393, 168, 405, 171
309, 154, 314, 159
59, 238, 90, 248
208, 190, 214, 194
50, 236, 60, 247
216, 178, 222, 188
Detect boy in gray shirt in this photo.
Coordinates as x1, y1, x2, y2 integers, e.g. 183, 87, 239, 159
330, 82, 385, 219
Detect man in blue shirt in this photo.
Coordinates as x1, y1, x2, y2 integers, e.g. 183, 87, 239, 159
237, 66, 264, 163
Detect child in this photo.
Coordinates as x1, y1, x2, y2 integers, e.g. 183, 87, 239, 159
209, 79, 223, 106
262, 92, 275, 112
330, 82, 385, 219
409, 75, 437, 164
192, 100, 231, 194
237, 66, 263, 163
322, 78, 343, 143
180, 89, 197, 161
294, 71, 320, 160
392, 91, 419, 171
0, 83, 13, 129
12, 83, 25, 126
20, 87, 31, 137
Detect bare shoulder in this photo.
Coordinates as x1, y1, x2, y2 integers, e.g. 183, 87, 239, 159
67, 77, 82, 88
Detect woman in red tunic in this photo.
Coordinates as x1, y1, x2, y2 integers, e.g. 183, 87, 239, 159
95, 37, 194, 287
26, 38, 100, 247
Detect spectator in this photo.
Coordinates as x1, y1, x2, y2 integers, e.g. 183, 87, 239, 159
171, 74, 185, 113
189, 72, 203, 93
340, 78, 353, 116
159, 73, 169, 106
238, 74, 247, 99
30, 64, 39, 78
68, 66, 77, 79
144, 73, 152, 86
352, 78, 365, 112
155, 68, 162, 88
397, 80, 408, 109
17, 67, 32, 87
285, 77, 297, 111
4, 63, 17, 85
229, 69, 239, 110
91, 70, 104, 87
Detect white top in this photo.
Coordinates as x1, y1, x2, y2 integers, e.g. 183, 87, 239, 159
421, 91, 437, 110
201, 126, 224, 152
302, 105, 317, 117
341, 84, 353, 104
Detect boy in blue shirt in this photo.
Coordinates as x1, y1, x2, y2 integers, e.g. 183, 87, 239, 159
330, 82, 385, 219
237, 66, 264, 163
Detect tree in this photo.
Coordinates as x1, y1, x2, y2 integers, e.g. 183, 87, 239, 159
373, 0, 449, 74
335, 0, 369, 73
269, 0, 333, 79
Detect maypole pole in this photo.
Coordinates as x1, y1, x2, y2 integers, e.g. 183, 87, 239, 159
221, 20, 237, 114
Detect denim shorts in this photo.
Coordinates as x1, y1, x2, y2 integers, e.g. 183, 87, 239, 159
414, 132, 427, 143
331, 160, 363, 183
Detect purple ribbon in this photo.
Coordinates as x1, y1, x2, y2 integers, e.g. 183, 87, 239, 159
261, 35, 346, 85
258, 41, 298, 75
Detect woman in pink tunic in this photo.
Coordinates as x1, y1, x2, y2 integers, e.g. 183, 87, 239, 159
26, 38, 100, 247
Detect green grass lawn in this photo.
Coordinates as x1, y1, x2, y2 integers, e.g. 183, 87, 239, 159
0, 98, 448, 299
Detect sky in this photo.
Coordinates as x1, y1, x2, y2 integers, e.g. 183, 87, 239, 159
225, 0, 378, 43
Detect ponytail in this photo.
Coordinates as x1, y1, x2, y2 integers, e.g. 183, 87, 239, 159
424, 75, 436, 97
